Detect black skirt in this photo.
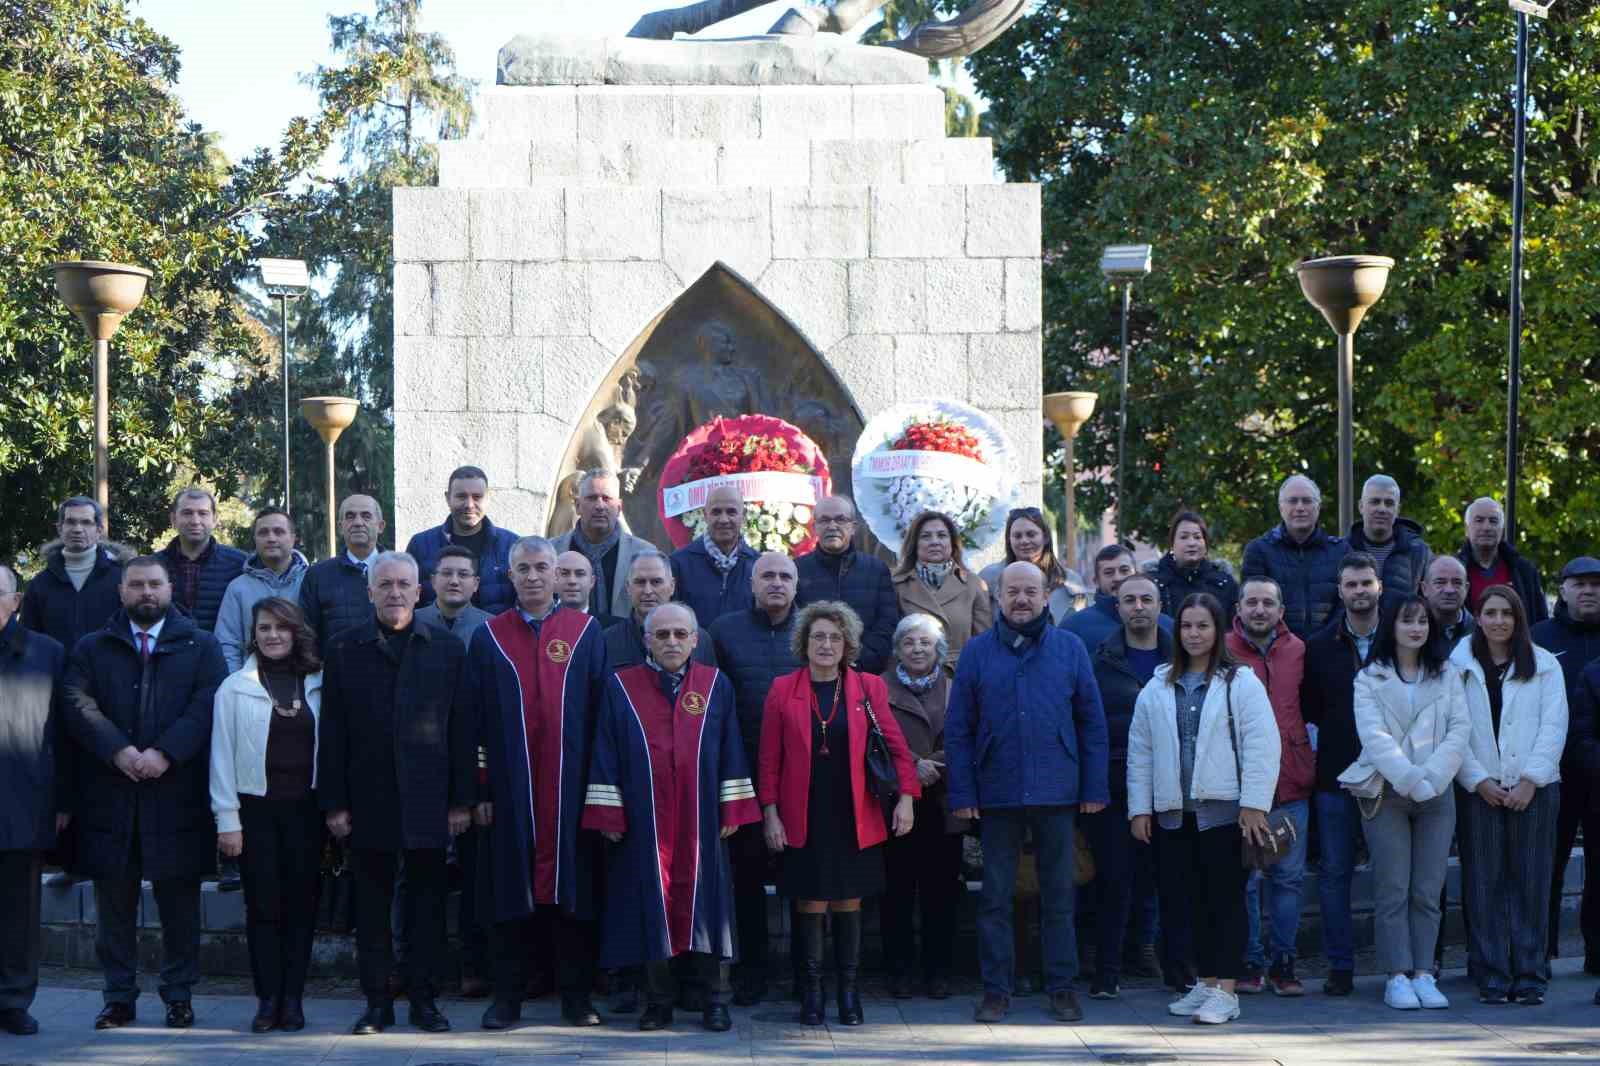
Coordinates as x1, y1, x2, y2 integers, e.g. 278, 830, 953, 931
779, 679, 886, 902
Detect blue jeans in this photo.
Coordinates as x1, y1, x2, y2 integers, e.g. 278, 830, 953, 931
1244, 799, 1309, 968
978, 806, 1078, 997
1314, 790, 1361, 972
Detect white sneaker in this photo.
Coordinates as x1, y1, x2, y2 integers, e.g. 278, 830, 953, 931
1410, 972, 1449, 1009
1168, 982, 1213, 1017
1192, 987, 1241, 1025
1385, 973, 1422, 1010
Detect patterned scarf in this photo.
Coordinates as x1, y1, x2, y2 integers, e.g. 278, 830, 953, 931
703, 533, 742, 576
574, 523, 622, 613
896, 663, 940, 694
646, 653, 687, 702
916, 560, 955, 590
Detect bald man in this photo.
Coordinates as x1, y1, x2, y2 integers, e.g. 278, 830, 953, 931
670, 485, 757, 627
556, 551, 621, 629
299, 494, 385, 655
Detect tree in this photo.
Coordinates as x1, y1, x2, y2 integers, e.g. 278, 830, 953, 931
212, 0, 472, 557
966, 2, 1600, 575
0, 0, 399, 560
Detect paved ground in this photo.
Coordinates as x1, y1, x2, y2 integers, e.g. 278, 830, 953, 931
7, 961, 1599, 1065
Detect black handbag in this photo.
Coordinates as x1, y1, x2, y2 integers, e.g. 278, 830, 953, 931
861, 695, 900, 802
319, 838, 356, 933
1224, 669, 1299, 871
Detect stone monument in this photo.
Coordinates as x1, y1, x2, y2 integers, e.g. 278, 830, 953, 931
391, 11, 1044, 549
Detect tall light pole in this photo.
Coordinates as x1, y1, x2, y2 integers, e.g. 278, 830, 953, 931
259, 258, 310, 513
1099, 244, 1152, 541
300, 397, 359, 558
1043, 391, 1099, 574
1504, 0, 1552, 544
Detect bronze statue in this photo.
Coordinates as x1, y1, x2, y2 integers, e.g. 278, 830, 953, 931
548, 366, 647, 537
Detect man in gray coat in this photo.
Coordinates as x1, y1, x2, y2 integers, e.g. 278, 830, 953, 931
215, 508, 308, 672
414, 546, 492, 647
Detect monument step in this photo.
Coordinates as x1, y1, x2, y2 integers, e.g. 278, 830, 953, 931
439, 137, 995, 189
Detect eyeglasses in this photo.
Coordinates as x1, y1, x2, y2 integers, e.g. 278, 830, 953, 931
815, 516, 854, 527
651, 628, 693, 641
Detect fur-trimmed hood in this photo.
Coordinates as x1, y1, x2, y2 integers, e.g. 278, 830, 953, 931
37, 539, 135, 566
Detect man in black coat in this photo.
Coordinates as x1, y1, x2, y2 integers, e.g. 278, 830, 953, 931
604, 551, 715, 670
20, 496, 131, 653
317, 551, 474, 1036
1242, 474, 1348, 639
299, 493, 384, 655
670, 483, 757, 625
0, 566, 70, 1036
1344, 474, 1432, 616
707, 550, 802, 1004
1456, 496, 1548, 622
156, 487, 245, 633
62, 556, 227, 1031
794, 496, 898, 673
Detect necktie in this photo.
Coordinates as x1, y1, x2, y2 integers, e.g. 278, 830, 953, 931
138, 631, 151, 664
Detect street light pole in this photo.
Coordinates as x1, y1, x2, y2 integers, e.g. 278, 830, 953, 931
280, 293, 292, 514
1504, 2, 1542, 545
258, 258, 310, 513
1099, 244, 1152, 543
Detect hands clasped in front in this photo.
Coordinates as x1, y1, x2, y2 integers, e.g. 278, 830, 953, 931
113, 744, 171, 782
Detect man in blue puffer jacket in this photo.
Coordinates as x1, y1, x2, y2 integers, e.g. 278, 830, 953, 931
1242, 475, 1347, 639
156, 488, 245, 634
404, 466, 521, 614
946, 561, 1109, 1026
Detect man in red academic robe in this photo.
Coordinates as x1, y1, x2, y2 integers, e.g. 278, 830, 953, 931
583, 602, 760, 1032
465, 536, 608, 1030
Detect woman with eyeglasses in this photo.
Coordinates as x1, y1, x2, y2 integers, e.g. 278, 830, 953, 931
892, 510, 992, 670
758, 601, 919, 1027
1450, 585, 1568, 1005
979, 507, 1080, 625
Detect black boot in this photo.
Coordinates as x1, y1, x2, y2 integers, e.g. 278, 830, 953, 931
251, 997, 279, 1033
798, 913, 825, 1026
833, 910, 863, 1026
278, 998, 305, 1032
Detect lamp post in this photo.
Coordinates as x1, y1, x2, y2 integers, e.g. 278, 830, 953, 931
299, 396, 358, 557
50, 260, 153, 519
1294, 255, 1394, 534
1043, 391, 1099, 573
259, 259, 310, 513
1099, 244, 1152, 539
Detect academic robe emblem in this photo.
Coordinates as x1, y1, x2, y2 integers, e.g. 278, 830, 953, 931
546, 638, 572, 663
681, 691, 707, 716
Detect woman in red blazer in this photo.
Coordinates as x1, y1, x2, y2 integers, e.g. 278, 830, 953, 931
758, 600, 919, 1028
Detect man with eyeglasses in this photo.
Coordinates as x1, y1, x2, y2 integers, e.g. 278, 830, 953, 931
583, 602, 758, 1033
22, 495, 132, 655
795, 496, 899, 673
1242, 475, 1348, 639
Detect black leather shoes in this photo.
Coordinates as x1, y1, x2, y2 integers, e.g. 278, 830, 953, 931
165, 1002, 194, 1029
250, 998, 279, 1033
702, 1004, 732, 1032
562, 996, 601, 1027
408, 999, 451, 1032
0, 1008, 39, 1035
638, 1003, 673, 1031
610, 978, 640, 1014
278, 999, 305, 1032
351, 1003, 395, 1035
480, 1001, 521, 1030
94, 1003, 135, 1030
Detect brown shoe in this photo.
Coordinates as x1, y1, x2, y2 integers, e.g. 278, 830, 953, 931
974, 992, 1009, 1023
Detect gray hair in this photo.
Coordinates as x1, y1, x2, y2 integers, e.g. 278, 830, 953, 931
575, 469, 619, 497
366, 550, 419, 589
893, 612, 949, 663
57, 495, 104, 527
0, 563, 18, 595
1278, 474, 1321, 503
1464, 496, 1504, 534
628, 549, 672, 577
643, 602, 697, 633
1361, 474, 1401, 501
509, 536, 557, 564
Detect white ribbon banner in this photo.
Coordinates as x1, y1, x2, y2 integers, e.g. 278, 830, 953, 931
859, 448, 996, 493
662, 471, 826, 518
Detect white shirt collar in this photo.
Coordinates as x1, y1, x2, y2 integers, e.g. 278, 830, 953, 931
347, 549, 375, 569
131, 616, 166, 644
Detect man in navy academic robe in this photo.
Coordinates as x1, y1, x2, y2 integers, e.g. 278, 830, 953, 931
466, 537, 608, 1030
583, 603, 759, 1033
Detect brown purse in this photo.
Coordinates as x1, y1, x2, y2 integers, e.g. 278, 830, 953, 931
1225, 670, 1299, 871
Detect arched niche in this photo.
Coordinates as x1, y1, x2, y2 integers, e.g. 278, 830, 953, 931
545, 262, 865, 549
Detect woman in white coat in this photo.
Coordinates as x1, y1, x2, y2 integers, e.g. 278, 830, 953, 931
1450, 584, 1567, 1005
210, 597, 324, 1034
1128, 592, 1280, 1027
1346, 596, 1471, 1011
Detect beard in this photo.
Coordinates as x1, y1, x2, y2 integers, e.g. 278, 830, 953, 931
127, 600, 165, 626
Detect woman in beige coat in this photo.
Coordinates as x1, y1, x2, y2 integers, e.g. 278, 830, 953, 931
891, 510, 992, 671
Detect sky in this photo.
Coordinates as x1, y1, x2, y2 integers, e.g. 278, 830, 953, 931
134, 1, 818, 165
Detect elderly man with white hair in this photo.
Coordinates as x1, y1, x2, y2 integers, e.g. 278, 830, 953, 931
1242, 475, 1349, 638
1344, 474, 1432, 616
1453, 497, 1548, 623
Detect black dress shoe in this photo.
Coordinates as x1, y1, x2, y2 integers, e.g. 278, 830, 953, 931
278, 999, 305, 1032
94, 1003, 135, 1030
251, 998, 279, 1033
610, 978, 640, 1014
408, 999, 451, 1032
351, 1004, 395, 1035
638, 1003, 673, 1031
480, 1001, 522, 1030
702, 1003, 732, 1032
731, 971, 765, 1006
926, 975, 951, 999
165, 1002, 194, 1029
562, 996, 601, 1026
0, 1008, 39, 1035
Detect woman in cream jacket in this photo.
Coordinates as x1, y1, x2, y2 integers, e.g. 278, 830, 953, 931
210, 597, 324, 1033
1347, 596, 1470, 1011
1127, 592, 1280, 1027
1449, 584, 1568, 1005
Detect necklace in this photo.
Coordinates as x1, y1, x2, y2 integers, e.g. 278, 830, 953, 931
273, 699, 302, 719
813, 679, 841, 756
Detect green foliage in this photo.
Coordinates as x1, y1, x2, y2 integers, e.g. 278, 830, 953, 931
966, 2, 1600, 574
0, 0, 397, 560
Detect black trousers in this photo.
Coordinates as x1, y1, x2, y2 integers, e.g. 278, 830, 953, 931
239, 795, 324, 1001
1549, 773, 1599, 960
729, 824, 770, 972
644, 953, 730, 1007
880, 799, 961, 980
94, 862, 201, 1005
0, 851, 41, 1011
353, 847, 446, 1007
1155, 815, 1248, 980
491, 906, 598, 1004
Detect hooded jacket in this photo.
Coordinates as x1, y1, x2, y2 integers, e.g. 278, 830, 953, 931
1350, 660, 1471, 803
1151, 554, 1240, 623
1242, 523, 1348, 638
1225, 617, 1314, 805
1346, 517, 1432, 616
406, 515, 521, 615
20, 540, 133, 654
1062, 591, 1173, 655
214, 551, 310, 671
1450, 637, 1568, 792
1531, 601, 1600, 773
1454, 540, 1549, 624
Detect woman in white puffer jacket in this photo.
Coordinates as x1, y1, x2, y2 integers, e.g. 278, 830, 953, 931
1449, 584, 1567, 1006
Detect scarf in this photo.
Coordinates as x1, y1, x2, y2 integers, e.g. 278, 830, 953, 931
995, 609, 1048, 649
574, 523, 622, 613
896, 663, 939, 694
703, 534, 742, 576
916, 560, 955, 590
646, 653, 687, 702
